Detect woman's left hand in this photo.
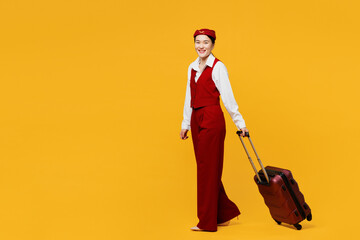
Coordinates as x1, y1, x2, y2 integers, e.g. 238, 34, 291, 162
239, 127, 249, 137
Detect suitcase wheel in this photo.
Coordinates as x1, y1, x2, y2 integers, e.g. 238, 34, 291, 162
306, 213, 312, 221
273, 219, 281, 225
294, 223, 302, 230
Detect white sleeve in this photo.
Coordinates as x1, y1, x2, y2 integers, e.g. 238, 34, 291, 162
212, 61, 246, 130
181, 65, 193, 130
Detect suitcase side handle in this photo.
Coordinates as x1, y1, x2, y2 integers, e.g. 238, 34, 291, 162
236, 131, 270, 183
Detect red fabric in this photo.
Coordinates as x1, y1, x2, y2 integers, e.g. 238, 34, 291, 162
193, 28, 216, 40
190, 58, 220, 109
190, 61, 240, 232
191, 105, 240, 231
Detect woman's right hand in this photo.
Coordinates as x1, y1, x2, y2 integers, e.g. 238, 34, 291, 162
180, 129, 189, 140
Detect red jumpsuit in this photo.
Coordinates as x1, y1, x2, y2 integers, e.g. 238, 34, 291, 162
190, 58, 240, 231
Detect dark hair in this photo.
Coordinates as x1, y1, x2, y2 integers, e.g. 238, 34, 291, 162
194, 35, 215, 44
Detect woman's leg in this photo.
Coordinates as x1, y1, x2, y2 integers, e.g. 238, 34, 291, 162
191, 106, 227, 231
217, 181, 241, 224
216, 128, 240, 224
195, 126, 224, 231
191, 105, 240, 231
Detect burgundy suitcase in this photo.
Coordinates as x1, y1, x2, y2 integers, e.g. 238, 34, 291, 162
236, 131, 312, 230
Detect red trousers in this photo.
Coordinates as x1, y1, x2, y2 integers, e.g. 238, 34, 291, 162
191, 104, 240, 231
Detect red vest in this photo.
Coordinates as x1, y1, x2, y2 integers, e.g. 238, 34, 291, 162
190, 58, 220, 109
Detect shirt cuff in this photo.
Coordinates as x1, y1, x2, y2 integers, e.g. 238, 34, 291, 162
236, 120, 246, 130
181, 122, 191, 130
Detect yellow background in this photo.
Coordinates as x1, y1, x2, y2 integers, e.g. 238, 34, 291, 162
0, 0, 359, 239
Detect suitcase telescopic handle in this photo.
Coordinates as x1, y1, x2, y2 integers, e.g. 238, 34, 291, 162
236, 131, 270, 184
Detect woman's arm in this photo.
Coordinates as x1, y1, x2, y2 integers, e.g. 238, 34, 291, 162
213, 61, 248, 136
180, 65, 193, 140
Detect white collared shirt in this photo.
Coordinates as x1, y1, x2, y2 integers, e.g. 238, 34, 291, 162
181, 53, 246, 130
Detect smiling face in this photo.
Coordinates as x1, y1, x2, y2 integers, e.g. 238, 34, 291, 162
194, 35, 214, 59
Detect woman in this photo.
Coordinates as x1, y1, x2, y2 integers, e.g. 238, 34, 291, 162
180, 28, 249, 232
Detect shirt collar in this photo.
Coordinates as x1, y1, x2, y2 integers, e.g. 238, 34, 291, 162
190, 53, 215, 72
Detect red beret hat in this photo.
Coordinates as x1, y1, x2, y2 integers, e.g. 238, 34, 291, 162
193, 28, 216, 40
